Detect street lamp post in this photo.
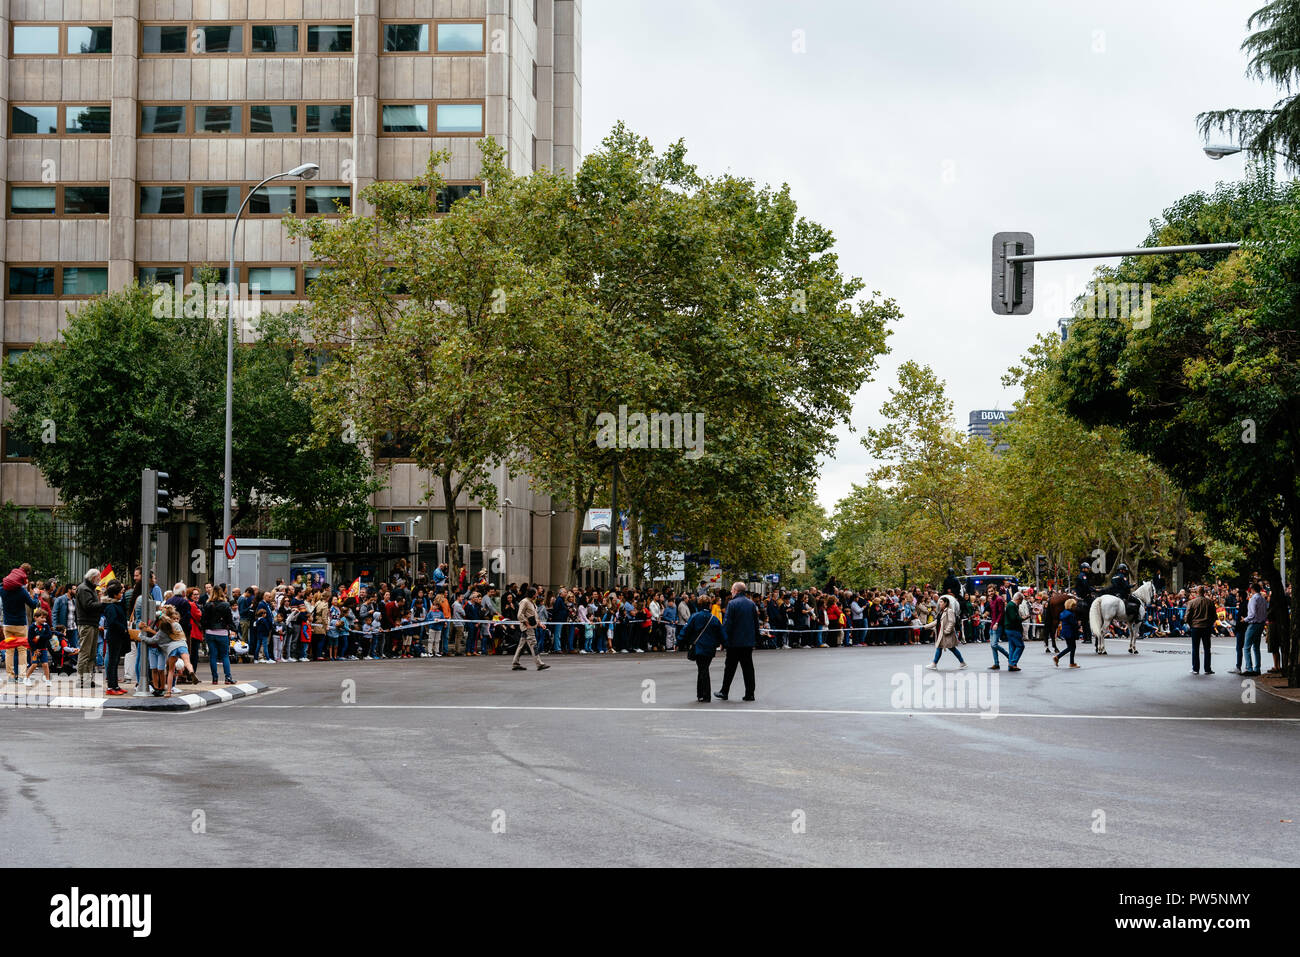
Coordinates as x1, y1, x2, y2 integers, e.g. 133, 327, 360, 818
220, 163, 318, 583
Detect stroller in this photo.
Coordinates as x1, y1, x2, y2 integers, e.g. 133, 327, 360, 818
50, 638, 78, 677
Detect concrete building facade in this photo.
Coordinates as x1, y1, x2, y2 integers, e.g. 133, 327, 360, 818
0, 0, 582, 588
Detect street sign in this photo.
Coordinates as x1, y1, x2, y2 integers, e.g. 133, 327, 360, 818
976, 560, 992, 575
223, 535, 238, 561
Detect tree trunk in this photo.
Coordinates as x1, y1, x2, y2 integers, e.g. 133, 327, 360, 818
564, 482, 595, 588
441, 471, 460, 593
628, 511, 642, 589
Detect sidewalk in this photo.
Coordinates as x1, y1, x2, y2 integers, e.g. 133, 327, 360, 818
0, 675, 269, 712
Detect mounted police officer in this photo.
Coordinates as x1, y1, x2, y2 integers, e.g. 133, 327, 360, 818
942, 567, 962, 599
1074, 561, 1095, 642
1110, 562, 1140, 623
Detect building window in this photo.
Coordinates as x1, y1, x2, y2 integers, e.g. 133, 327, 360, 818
63, 186, 111, 215
247, 185, 297, 216
305, 103, 351, 134
138, 265, 186, 286
67, 25, 112, 54
5, 265, 107, 299
193, 185, 242, 216
61, 267, 109, 297
7, 266, 55, 296
2, 428, 36, 461
246, 266, 298, 297
436, 183, 483, 214
304, 185, 351, 215
141, 24, 189, 53
383, 23, 430, 52
64, 105, 112, 135
436, 103, 483, 134
307, 24, 352, 53
250, 23, 298, 53
9, 184, 110, 217
141, 104, 186, 135
435, 21, 485, 53
8, 186, 56, 216
382, 104, 429, 133
12, 25, 60, 55
139, 185, 187, 215
192, 24, 242, 54
10, 105, 57, 135
194, 104, 242, 134
250, 104, 297, 134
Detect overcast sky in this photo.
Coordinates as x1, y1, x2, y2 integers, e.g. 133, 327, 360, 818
582, 0, 1271, 512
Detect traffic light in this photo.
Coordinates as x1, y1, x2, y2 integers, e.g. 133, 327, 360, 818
140, 469, 170, 525
992, 231, 1034, 315
1036, 554, 1048, 581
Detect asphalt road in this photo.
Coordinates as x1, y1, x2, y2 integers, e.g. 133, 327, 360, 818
3, 635, 1296, 867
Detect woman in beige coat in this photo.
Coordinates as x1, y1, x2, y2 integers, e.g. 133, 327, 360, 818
927, 593, 967, 669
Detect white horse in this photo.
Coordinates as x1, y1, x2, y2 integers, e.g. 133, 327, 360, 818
1089, 580, 1154, 655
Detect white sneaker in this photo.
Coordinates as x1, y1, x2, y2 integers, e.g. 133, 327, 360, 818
925, 662, 937, 670
634, 648, 644, 653
22, 677, 34, 686
959, 662, 968, 669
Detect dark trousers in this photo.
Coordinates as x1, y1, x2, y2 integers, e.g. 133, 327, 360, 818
1056, 634, 1077, 665
1190, 626, 1212, 672
695, 653, 714, 700
104, 634, 130, 690
720, 647, 755, 697
1233, 621, 1246, 669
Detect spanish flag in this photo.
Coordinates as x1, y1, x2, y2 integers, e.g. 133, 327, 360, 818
0, 628, 27, 650
98, 564, 117, 588
343, 577, 361, 600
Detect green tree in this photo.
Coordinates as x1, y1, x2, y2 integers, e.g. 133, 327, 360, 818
1, 283, 376, 571
1050, 181, 1300, 684
0, 502, 67, 583
1199, 0, 1300, 169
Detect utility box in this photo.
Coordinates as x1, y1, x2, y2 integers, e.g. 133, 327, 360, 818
215, 539, 292, 593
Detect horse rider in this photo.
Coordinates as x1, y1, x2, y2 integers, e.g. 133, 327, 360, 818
942, 567, 962, 599
1074, 561, 1095, 643
1108, 562, 1145, 637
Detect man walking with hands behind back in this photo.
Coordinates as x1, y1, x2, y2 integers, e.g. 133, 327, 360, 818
512, 586, 550, 672
718, 582, 759, 702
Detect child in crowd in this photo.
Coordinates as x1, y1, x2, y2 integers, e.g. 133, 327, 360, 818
22, 608, 54, 686
253, 605, 272, 662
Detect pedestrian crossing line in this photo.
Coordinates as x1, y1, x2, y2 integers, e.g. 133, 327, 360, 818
244, 703, 1300, 722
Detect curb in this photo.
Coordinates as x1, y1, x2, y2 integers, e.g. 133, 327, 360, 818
0, 680, 269, 712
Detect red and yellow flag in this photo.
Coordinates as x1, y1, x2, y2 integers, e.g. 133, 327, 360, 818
0, 628, 28, 650
343, 577, 361, 600
97, 564, 117, 588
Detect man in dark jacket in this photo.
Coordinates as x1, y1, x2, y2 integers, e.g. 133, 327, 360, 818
74, 569, 105, 688
1184, 585, 1217, 675
718, 582, 759, 701
679, 605, 723, 701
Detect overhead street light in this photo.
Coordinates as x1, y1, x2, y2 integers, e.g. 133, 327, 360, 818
1203, 144, 1242, 160
220, 162, 321, 583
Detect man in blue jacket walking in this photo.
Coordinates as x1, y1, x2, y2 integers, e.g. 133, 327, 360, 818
718, 581, 759, 701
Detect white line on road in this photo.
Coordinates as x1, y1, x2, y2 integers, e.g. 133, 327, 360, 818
244, 703, 1300, 722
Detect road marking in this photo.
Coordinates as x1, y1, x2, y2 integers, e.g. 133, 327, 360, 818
244, 703, 1300, 722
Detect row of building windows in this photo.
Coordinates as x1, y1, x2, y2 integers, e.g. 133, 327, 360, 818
138, 182, 352, 217
4, 181, 478, 219
9, 101, 483, 137
9, 21, 486, 57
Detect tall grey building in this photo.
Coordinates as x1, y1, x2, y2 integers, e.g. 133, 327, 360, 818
0, 0, 582, 587
968, 409, 1012, 454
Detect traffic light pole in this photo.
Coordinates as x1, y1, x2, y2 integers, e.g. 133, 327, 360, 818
992, 231, 1242, 314
134, 520, 153, 697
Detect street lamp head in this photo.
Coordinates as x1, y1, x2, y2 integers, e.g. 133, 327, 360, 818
1203, 145, 1242, 160
503, 497, 513, 507
288, 162, 320, 179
